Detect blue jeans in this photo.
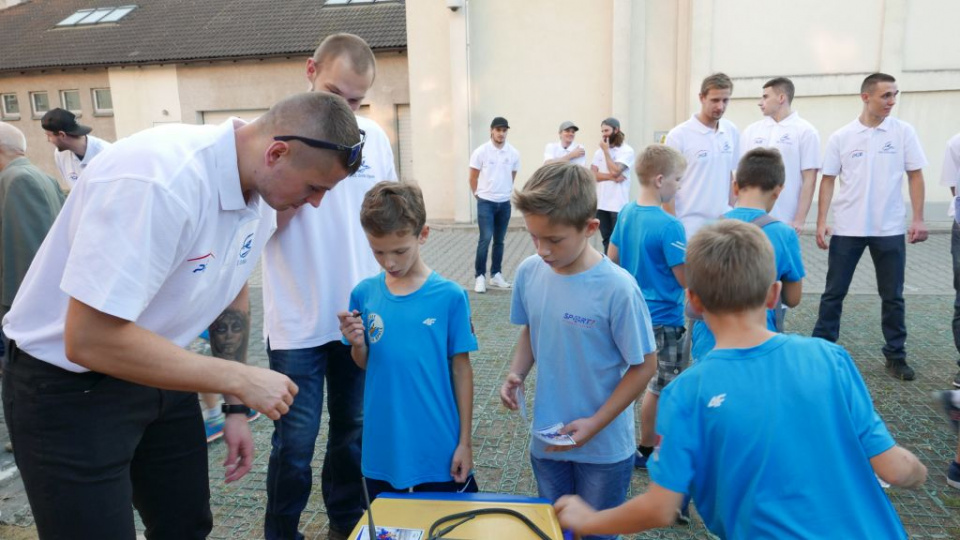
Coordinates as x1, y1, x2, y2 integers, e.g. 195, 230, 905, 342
264, 341, 365, 538
812, 234, 907, 360
475, 198, 511, 277
530, 455, 633, 540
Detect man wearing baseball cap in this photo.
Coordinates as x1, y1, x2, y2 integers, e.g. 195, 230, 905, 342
41, 108, 112, 190
544, 121, 586, 167
468, 116, 520, 293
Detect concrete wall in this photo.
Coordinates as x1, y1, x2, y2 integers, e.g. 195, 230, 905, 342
109, 64, 182, 137
0, 69, 116, 183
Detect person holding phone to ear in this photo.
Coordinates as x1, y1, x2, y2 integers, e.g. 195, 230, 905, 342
591, 117, 635, 254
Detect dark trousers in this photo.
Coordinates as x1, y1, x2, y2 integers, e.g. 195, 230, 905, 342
265, 341, 365, 538
596, 210, 618, 253
364, 474, 478, 502
475, 198, 511, 277
952, 222, 960, 363
1, 344, 211, 539
812, 234, 907, 360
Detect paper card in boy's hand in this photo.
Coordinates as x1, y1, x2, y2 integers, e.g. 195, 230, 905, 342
534, 422, 577, 446
355, 526, 424, 540
516, 385, 528, 422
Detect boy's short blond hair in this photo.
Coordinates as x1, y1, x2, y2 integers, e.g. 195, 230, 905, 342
513, 162, 596, 229
360, 181, 427, 236
687, 220, 775, 314
635, 144, 687, 186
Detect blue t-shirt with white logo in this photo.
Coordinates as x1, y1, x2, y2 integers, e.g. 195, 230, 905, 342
651, 334, 904, 539
347, 271, 478, 488
691, 207, 805, 360
511, 255, 656, 464
610, 203, 687, 327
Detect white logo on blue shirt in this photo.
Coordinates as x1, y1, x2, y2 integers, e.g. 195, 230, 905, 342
707, 394, 726, 408
423, 318, 436, 326
670, 241, 686, 252
367, 313, 385, 343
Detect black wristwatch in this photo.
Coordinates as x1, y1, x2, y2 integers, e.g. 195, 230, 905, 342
222, 404, 251, 415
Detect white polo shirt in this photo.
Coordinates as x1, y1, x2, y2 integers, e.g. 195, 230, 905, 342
3, 119, 276, 372
470, 140, 520, 203
822, 117, 927, 237
543, 141, 586, 167
939, 133, 960, 218
740, 112, 821, 223
261, 115, 397, 349
54, 134, 111, 188
666, 115, 740, 239
591, 144, 635, 213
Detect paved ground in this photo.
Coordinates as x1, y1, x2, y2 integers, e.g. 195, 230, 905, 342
2, 226, 960, 539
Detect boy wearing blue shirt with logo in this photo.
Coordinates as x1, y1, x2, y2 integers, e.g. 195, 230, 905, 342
555, 220, 928, 539
499, 163, 657, 540
690, 147, 805, 361
607, 144, 688, 469
338, 182, 478, 498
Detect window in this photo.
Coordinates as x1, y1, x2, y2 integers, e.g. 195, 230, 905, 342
1, 94, 20, 120
30, 92, 50, 117
56, 5, 137, 27
92, 88, 113, 115
61, 90, 82, 115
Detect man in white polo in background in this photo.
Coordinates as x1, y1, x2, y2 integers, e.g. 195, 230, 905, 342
260, 34, 397, 540
543, 121, 586, 166
740, 77, 821, 233
813, 72, 928, 382
469, 116, 520, 294
665, 72, 740, 239
40, 108, 112, 190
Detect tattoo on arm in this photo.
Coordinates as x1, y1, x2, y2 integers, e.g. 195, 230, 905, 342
208, 308, 250, 364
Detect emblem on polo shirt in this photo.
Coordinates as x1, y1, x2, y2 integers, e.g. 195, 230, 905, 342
777, 134, 792, 145
720, 141, 732, 154
697, 150, 709, 159
188, 252, 215, 273
753, 137, 765, 145
237, 233, 254, 266
850, 150, 865, 159
879, 141, 897, 154
367, 313, 385, 343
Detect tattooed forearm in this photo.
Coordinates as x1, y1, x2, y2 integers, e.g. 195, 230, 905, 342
208, 308, 250, 364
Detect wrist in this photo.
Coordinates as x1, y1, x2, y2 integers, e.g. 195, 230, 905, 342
510, 370, 527, 382
222, 403, 251, 415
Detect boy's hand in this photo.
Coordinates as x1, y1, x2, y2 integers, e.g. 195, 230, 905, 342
337, 310, 365, 347
499, 372, 525, 410
555, 495, 597, 534
549, 417, 601, 452
450, 443, 473, 483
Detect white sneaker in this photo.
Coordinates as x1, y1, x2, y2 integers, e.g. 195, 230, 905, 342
489, 272, 511, 289
474, 275, 486, 293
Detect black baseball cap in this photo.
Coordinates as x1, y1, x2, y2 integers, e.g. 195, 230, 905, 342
490, 117, 510, 129
41, 108, 92, 136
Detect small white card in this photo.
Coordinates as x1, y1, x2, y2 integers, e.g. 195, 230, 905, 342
534, 422, 577, 446
355, 526, 424, 540
516, 385, 528, 422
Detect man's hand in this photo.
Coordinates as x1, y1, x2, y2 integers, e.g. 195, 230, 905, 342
548, 416, 601, 452
450, 443, 473, 483
235, 366, 298, 420
223, 414, 254, 483
908, 220, 928, 244
555, 495, 598, 535
568, 147, 586, 160
816, 222, 831, 250
499, 372, 524, 410
599, 139, 610, 152
338, 310, 365, 347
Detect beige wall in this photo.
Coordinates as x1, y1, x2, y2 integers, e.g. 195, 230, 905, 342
0, 69, 116, 183
109, 64, 182, 137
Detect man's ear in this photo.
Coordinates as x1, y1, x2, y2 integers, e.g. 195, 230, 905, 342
266, 140, 290, 166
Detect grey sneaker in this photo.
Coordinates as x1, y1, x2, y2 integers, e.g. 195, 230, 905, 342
953, 370, 960, 388
474, 275, 486, 293
489, 272, 511, 289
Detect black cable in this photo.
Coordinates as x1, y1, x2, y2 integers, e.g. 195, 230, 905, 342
426, 507, 554, 540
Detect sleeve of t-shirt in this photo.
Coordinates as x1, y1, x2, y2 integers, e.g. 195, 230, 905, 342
609, 209, 624, 249
615, 147, 635, 173
835, 346, 896, 457
902, 124, 928, 172
821, 132, 842, 176
664, 129, 683, 153
543, 144, 554, 163
648, 382, 699, 494
512, 149, 521, 172
509, 261, 529, 325
799, 125, 822, 171
447, 287, 479, 356
590, 149, 604, 169
378, 131, 399, 182
941, 138, 960, 188
60, 178, 192, 322
609, 276, 656, 365
469, 146, 483, 171
774, 225, 805, 282
662, 219, 687, 268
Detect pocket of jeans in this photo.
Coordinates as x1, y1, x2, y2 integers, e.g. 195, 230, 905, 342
33, 372, 109, 396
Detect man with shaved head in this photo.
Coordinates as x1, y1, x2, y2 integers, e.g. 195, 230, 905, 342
1, 92, 363, 539
261, 34, 398, 540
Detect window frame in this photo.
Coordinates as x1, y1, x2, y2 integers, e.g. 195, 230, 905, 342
30, 91, 50, 118
60, 89, 82, 116
1, 93, 20, 120
92, 88, 114, 116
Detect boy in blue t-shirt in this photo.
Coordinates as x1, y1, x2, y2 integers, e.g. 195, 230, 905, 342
499, 162, 657, 540
339, 182, 479, 498
690, 147, 805, 361
555, 220, 928, 539
608, 144, 688, 469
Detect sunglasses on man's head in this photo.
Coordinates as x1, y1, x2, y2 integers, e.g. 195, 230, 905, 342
274, 129, 366, 168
